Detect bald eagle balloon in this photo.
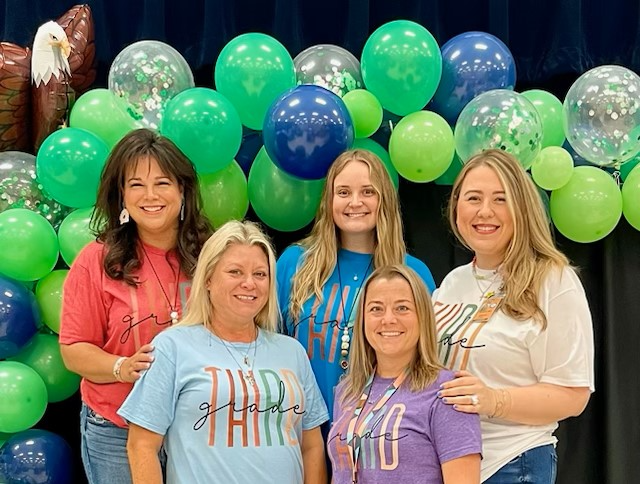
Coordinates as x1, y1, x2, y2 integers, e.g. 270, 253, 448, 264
0, 5, 95, 153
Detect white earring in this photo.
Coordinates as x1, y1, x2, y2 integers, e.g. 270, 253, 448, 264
180, 201, 185, 221
119, 207, 130, 225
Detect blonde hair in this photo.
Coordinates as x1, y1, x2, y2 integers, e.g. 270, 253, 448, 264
288, 149, 406, 321
340, 264, 442, 403
178, 220, 279, 332
449, 149, 569, 328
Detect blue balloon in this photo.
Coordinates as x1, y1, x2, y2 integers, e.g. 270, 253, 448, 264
0, 276, 41, 359
235, 127, 264, 176
262, 85, 354, 180
0, 429, 73, 484
429, 31, 516, 125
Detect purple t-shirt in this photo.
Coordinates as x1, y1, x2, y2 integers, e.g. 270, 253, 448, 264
327, 369, 481, 483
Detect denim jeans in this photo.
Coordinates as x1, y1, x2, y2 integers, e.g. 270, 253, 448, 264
485, 444, 557, 484
80, 403, 132, 484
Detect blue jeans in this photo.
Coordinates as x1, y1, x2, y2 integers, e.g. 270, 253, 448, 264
485, 444, 557, 483
80, 403, 132, 484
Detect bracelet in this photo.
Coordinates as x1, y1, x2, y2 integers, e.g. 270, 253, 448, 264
113, 356, 127, 383
489, 388, 510, 419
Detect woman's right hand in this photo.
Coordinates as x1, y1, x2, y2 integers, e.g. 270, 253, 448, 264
119, 344, 155, 383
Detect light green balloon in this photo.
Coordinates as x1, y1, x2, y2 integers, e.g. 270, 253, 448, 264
215, 33, 296, 130
531, 146, 574, 190
0, 209, 59, 281
522, 89, 565, 148
199, 161, 249, 229
434, 154, 464, 186
343, 89, 383, 138
35, 270, 68, 334
58, 207, 95, 266
389, 111, 454, 182
69, 89, 141, 149
622, 164, 640, 231
0, 361, 48, 433
248, 147, 324, 232
351, 138, 399, 189
10, 333, 80, 403
550, 166, 622, 243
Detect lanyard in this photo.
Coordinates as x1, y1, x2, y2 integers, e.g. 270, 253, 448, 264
345, 368, 408, 483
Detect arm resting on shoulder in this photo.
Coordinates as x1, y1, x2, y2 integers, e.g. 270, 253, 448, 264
301, 426, 327, 484
442, 454, 481, 484
126, 423, 164, 484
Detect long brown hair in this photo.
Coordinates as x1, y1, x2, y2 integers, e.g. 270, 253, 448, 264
92, 128, 212, 285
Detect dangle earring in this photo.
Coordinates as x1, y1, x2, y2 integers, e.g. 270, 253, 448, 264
119, 206, 130, 225
180, 200, 185, 221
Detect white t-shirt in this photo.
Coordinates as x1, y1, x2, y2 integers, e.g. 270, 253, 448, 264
432, 263, 594, 481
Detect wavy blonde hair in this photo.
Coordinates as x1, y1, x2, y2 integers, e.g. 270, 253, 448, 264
177, 220, 279, 332
288, 149, 406, 321
340, 264, 442, 403
449, 149, 569, 328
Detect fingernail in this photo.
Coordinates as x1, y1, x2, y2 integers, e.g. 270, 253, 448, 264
453, 404, 458, 410
442, 398, 449, 404
149, 356, 155, 362
439, 383, 444, 389
437, 391, 442, 398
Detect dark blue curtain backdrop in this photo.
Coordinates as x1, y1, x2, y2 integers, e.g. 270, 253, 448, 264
2, 1, 639, 483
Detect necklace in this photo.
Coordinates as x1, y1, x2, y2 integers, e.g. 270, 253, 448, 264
336, 255, 373, 371
141, 245, 181, 324
471, 258, 503, 300
214, 326, 258, 385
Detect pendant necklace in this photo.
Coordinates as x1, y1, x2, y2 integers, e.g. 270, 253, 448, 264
141, 246, 181, 325
214, 325, 258, 385
471, 258, 503, 301
336, 255, 373, 372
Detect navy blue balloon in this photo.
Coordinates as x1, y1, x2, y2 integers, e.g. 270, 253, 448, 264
235, 127, 264, 176
0, 276, 41, 359
429, 31, 516, 125
262, 85, 354, 180
0, 430, 73, 484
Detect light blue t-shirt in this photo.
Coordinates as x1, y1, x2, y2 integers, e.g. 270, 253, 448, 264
118, 325, 328, 484
276, 246, 436, 419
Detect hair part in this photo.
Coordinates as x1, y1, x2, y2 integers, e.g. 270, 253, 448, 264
288, 149, 406, 321
177, 220, 280, 332
92, 128, 212, 285
448, 149, 569, 328
340, 264, 442, 403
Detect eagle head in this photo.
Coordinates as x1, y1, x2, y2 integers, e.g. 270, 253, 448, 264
31, 20, 71, 87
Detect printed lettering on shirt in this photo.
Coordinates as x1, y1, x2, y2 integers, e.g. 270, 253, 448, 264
434, 301, 487, 370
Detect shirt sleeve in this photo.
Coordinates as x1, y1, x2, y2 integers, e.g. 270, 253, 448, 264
276, 245, 303, 334
529, 267, 595, 391
430, 393, 482, 464
405, 254, 437, 294
296, 342, 329, 430
117, 333, 179, 435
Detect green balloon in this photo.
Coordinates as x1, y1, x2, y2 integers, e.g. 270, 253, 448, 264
351, 138, 399, 189
0, 361, 48, 433
361, 20, 442, 116
36, 128, 110, 208
389, 111, 454, 182
57, 207, 95, 266
434, 153, 464, 186
35, 270, 68, 334
622, 164, 640, 231
248, 147, 324, 231
343, 89, 383, 138
0, 209, 59, 281
619, 153, 640, 182
531, 146, 574, 190
161, 88, 242, 174
0, 431, 12, 447
10, 333, 80, 403
522, 89, 566, 148
199, 161, 249, 229
215, 33, 296, 130
69, 88, 141, 149
550, 166, 622, 243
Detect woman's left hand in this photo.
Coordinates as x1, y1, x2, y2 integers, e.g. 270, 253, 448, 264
438, 370, 497, 416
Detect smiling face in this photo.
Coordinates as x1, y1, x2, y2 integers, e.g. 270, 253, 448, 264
332, 160, 380, 247
455, 165, 514, 269
207, 243, 270, 327
123, 155, 183, 248
364, 276, 420, 375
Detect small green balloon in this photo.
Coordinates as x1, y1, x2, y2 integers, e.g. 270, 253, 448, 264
58, 207, 95, 266
343, 89, 383, 139
522, 89, 565, 148
0, 431, 13, 447
622, 164, 640, 231
389, 111, 454, 183
199, 161, 249, 229
550, 166, 622, 243
531, 146, 574, 190
35, 270, 68, 334
10, 333, 80, 403
351, 138, 399, 189
0, 209, 59, 281
0, 361, 48, 433
248, 147, 324, 232
619, 154, 640, 182
434, 153, 464, 186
